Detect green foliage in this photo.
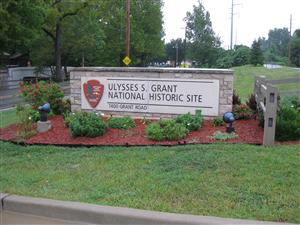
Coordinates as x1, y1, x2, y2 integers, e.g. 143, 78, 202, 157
275, 96, 300, 141
108, 117, 135, 130
212, 117, 224, 127
146, 119, 189, 141
232, 45, 251, 66
216, 45, 250, 69
175, 110, 203, 131
16, 105, 38, 139
260, 28, 290, 65
185, 1, 220, 67
211, 130, 238, 140
0, 0, 46, 54
289, 29, 300, 67
162, 120, 189, 141
233, 104, 253, 120
165, 38, 185, 66
20, 81, 64, 114
250, 39, 264, 66
16, 104, 40, 122
145, 123, 165, 141
67, 112, 107, 137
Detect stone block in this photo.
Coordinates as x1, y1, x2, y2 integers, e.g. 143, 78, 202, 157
37, 121, 51, 133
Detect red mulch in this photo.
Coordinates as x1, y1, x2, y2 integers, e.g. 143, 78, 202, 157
0, 115, 266, 146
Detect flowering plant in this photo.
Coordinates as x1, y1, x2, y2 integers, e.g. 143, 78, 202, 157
20, 81, 64, 114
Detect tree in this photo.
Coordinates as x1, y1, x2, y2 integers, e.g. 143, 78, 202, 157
165, 39, 185, 66
250, 39, 264, 66
289, 29, 300, 67
185, 1, 220, 67
232, 45, 250, 66
41, 0, 88, 81
0, 0, 46, 54
267, 28, 290, 57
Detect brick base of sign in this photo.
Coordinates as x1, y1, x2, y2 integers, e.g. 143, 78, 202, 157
70, 67, 233, 117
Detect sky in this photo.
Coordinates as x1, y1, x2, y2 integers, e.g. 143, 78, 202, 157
163, 0, 300, 48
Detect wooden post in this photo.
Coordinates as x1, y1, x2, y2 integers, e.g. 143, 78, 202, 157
255, 75, 266, 104
125, 0, 131, 58
254, 76, 278, 146
263, 84, 278, 146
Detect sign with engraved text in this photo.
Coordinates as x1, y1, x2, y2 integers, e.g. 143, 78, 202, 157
81, 77, 219, 116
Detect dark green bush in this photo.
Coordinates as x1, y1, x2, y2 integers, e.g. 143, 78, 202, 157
146, 119, 188, 141
145, 123, 165, 141
162, 119, 189, 141
275, 96, 300, 141
108, 116, 135, 129
175, 110, 203, 131
66, 112, 107, 137
212, 117, 224, 127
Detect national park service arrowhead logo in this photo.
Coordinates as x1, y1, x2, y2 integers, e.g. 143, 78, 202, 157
83, 80, 104, 108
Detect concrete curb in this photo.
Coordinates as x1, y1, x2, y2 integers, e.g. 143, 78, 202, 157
1, 194, 297, 225
0, 193, 10, 212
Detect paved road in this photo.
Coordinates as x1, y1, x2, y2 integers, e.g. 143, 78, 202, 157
1, 211, 83, 225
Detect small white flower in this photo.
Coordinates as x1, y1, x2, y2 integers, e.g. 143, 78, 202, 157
72, 112, 75, 115
28, 117, 32, 120
291, 105, 294, 108
100, 113, 105, 116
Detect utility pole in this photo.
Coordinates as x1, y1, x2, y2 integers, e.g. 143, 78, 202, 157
230, 0, 234, 49
125, 0, 131, 58
288, 14, 292, 65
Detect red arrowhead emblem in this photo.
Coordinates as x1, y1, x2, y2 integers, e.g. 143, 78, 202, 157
83, 80, 104, 108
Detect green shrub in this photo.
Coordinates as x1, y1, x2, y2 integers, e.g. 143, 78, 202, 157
16, 104, 40, 122
108, 116, 135, 129
211, 130, 238, 140
233, 104, 253, 120
67, 112, 107, 137
16, 105, 38, 139
275, 97, 300, 141
145, 123, 165, 141
212, 117, 224, 127
163, 120, 189, 141
20, 81, 64, 114
146, 119, 189, 141
175, 110, 203, 131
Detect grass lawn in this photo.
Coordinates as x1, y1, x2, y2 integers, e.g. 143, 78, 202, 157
0, 108, 18, 128
0, 141, 299, 223
233, 65, 300, 101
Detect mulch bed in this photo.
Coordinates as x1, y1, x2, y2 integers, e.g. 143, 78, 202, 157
0, 115, 264, 146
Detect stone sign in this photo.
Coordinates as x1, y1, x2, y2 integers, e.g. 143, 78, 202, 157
70, 67, 233, 117
81, 77, 219, 116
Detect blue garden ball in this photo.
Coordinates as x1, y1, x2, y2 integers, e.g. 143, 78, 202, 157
38, 103, 50, 112
223, 112, 235, 123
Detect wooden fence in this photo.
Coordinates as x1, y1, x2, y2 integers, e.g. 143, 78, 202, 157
254, 75, 300, 146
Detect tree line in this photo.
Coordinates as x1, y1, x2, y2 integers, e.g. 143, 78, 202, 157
1, 0, 299, 82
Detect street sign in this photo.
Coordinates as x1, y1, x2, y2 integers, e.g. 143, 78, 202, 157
123, 56, 131, 66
